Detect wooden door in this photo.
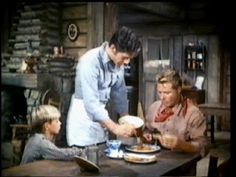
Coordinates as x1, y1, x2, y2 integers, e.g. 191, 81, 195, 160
140, 36, 172, 114
219, 48, 231, 130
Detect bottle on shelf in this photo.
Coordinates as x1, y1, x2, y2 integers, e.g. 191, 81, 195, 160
196, 41, 206, 70
185, 42, 194, 70
185, 44, 192, 60
191, 43, 196, 70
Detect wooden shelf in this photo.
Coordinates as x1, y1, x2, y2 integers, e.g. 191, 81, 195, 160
1, 72, 50, 89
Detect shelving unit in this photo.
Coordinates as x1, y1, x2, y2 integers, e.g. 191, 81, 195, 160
184, 41, 207, 83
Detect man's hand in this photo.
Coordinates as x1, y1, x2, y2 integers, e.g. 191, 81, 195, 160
158, 133, 200, 153
102, 119, 136, 137
143, 132, 153, 142
115, 124, 136, 137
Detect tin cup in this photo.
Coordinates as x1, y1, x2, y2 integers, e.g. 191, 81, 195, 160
86, 145, 99, 166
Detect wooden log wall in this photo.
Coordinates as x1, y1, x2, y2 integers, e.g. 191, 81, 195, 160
3, 3, 62, 132
61, 3, 88, 60
61, 2, 105, 61
104, 3, 118, 42
7, 2, 60, 65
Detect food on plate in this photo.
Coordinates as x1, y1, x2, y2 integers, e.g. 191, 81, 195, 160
125, 144, 161, 153
136, 145, 152, 151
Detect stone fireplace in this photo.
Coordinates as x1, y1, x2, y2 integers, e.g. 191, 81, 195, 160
1, 1, 76, 146
1, 70, 75, 167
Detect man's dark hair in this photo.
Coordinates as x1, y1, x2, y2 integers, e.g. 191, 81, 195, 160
109, 26, 141, 56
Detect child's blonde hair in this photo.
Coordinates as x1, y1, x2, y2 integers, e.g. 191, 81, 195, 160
31, 105, 61, 133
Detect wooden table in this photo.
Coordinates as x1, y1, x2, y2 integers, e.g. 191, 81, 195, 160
198, 103, 230, 144
2, 150, 201, 177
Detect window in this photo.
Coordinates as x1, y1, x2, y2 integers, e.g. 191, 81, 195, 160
143, 37, 171, 74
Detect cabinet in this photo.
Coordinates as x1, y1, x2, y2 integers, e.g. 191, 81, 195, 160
185, 41, 207, 71
184, 41, 207, 83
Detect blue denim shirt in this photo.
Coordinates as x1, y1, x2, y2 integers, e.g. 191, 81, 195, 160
74, 42, 128, 122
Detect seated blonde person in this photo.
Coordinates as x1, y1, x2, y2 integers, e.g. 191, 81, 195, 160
143, 69, 209, 157
20, 105, 85, 165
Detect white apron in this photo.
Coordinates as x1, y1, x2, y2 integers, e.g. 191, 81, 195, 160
66, 94, 108, 146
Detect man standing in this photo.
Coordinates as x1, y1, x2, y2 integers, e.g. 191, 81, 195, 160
66, 26, 141, 147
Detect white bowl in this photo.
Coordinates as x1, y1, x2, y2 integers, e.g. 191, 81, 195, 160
118, 115, 144, 129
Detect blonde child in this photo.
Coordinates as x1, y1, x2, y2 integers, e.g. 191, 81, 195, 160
20, 105, 85, 165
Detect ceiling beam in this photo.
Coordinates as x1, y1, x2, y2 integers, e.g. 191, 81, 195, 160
118, 12, 172, 24
118, 2, 186, 20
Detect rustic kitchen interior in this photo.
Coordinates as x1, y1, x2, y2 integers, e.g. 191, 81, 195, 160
1, 1, 231, 172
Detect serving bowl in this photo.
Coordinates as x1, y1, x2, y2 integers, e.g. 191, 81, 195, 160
118, 115, 144, 129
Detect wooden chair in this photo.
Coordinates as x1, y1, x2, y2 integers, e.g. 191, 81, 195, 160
208, 155, 219, 177
10, 124, 31, 165
217, 158, 230, 177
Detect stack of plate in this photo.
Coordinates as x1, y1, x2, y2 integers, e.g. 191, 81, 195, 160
105, 143, 161, 164
123, 153, 157, 164
123, 144, 161, 164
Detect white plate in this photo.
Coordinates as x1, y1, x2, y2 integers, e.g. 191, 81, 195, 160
118, 115, 144, 128
74, 155, 100, 173
105, 149, 124, 159
125, 144, 161, 153
123, 153, 157, 164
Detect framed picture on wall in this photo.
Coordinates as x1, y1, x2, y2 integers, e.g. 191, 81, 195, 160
67, 23, 79, 41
